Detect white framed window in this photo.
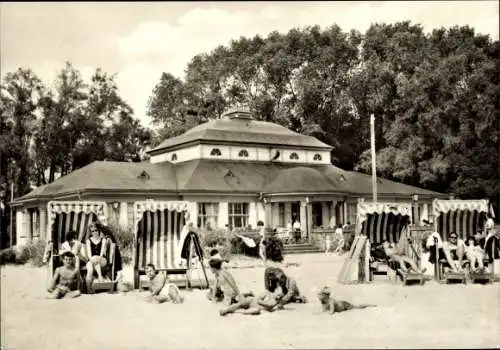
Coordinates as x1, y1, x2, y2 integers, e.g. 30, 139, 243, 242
238, 149, 249, 157
313, 153, 322, 161
210, 148, 222, 156
228, 203, 249, 228
197, 203, 219, 229
290, 152, 299, 160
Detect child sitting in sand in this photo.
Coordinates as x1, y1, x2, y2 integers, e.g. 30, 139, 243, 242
317, 286, 375, 314
465, 236, 485, 272
47, 251, 82, 299
263, 267, 307, 307
145, 264, 183, 304
382, 241, 425, 274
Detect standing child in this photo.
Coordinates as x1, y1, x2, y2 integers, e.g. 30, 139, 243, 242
324, 233, 331, 254
334, 224, 344, 254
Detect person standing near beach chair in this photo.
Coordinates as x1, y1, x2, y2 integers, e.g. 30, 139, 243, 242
47, 251, 82, 299
144, 264, 184, 304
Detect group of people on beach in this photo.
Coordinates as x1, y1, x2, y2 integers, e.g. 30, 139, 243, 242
45, 223, 376, 317
46, 222, 124, 299
204, 248, 375, 316
369, 213, 499, 278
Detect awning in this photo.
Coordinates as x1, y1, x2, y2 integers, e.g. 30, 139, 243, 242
47, 201, 108, 227
432, 199, 490, 216
433, 199, 491, 240
357, 202, 412, 225
133, 200, 189, 232
47, 201, 108, 243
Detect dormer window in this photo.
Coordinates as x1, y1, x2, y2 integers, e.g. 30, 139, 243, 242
313, 153, 322, 161
289, 152, 299, 160
171, 153, 178, 161
238, 149, 249, 158
210, 148, 222, 156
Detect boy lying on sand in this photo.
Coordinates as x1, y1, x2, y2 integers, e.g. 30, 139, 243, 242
317, 286, 375, 314
208, 258, 281, 316
47, 251, 82, 299
145, 263, 184, 304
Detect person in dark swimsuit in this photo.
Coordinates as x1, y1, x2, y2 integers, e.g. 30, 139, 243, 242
85, 223, 109, 293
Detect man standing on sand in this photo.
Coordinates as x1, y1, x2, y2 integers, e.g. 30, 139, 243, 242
47, 251, 81, 299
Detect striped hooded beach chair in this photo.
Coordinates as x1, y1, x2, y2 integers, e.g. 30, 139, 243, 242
46, 201, 108, 288
432, 199, 494, 283
357, 202, 424, 284
133, 201, 191, 290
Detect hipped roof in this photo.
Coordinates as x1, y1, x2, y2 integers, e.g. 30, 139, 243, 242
149, 117, 332, 154
12, 159, 443, 205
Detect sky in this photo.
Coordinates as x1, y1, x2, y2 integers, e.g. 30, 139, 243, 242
1, 1, 498, 127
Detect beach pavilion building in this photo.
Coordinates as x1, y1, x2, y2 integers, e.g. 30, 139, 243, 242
11, 108, 444, 246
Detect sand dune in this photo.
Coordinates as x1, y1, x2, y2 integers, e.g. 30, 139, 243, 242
2, 254, 499, 349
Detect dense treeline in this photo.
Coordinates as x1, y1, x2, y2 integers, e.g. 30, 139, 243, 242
148, 22, 499, 209
0, 63, 152, 243
1, 21, 499, 244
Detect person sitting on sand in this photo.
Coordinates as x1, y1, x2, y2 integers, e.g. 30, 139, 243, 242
84, 223, 110, 293
465, 236, 485, 272
381, 241, 426, 274
264, 267, 307, 306
145, 263, 183, 304
317, 286, 375, 314
47, 251, 82, 299
208, 258, 266, 316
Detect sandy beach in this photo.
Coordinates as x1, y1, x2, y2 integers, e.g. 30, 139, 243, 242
2, 253, 499, 350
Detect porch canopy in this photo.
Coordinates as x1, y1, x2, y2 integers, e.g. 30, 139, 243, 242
47, 201, 108, 248
357, 201, 412, 244
133, 200, 190, 270
433, 199, 490, 240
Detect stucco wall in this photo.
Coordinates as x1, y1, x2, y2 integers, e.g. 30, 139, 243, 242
150, 144, 331, 165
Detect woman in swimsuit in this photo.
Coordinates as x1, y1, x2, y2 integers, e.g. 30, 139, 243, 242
84, 223, 109, 293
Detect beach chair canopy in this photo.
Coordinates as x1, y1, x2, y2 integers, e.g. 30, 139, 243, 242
134, 200, 189, 270
47, 201, 108, 250
433, 199, 490, 240
357, 201, 413, 244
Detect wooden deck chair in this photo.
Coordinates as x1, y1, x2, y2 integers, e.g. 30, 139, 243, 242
432, 199, 490, 284
356, 201, 423, 285
46, 201, 108, 290
133, 201, 191, 290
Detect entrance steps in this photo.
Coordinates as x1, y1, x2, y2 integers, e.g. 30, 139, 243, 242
283, 243, 323, 255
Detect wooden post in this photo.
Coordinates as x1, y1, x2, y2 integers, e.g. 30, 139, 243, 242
9, 182, 13, 247
370, 114, 377, 203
